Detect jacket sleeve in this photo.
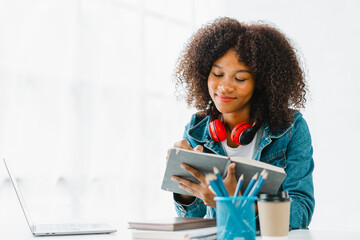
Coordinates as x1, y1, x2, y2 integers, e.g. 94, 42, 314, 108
284, 117, 315, 229
173, 194, 207, 217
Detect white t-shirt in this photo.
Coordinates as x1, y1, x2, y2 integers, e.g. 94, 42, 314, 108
220, 132, 258, 159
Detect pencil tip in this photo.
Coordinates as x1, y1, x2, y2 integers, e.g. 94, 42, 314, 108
213, 166, 220, 174
205, 173, 217, 183
253, 172, 259, 179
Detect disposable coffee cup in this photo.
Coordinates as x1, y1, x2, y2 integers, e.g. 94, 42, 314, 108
258, 191, 291, 239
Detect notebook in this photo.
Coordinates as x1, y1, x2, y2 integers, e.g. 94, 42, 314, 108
162, 148, 286, 196
3, 157, 117, 236
128, 217, 216, 231
130, 227, 217, 239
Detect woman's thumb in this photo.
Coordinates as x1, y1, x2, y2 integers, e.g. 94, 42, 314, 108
225, 162, 236, 180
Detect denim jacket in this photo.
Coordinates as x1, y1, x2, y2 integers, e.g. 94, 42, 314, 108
173, 112, 315, 229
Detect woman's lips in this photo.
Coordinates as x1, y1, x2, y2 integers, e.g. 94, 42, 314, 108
216, 94, 236, 102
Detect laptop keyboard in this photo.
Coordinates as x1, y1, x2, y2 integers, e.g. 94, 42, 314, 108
35, 223, 96, 233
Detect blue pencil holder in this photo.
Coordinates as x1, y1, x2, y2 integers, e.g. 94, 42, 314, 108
215, 196, 257, 240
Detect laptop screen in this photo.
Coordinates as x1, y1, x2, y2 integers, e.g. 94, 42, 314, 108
3, 158, 35, 233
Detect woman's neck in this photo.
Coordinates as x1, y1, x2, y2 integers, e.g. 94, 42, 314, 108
222, 112, 252, 130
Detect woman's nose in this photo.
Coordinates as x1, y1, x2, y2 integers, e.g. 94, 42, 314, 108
218, 77, 235, 93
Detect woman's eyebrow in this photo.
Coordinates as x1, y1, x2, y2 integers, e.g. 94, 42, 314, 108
213, 64, 251, 73
236, 70, 251, 73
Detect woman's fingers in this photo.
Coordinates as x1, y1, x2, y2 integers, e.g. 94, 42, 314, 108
166, 149, 170, 161
171, 176, 201, 193
172, 175, 216, 208
173, 140, 204, 152
168, 141, 202, 161
174, 139, 193, 150
180, 163, 206, 184
177, 183, 199, 196
194, 145, 204, 152
167, 142, 218, 207
167, 140, 193, 162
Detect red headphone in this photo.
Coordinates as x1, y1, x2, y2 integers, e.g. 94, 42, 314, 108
209, 116, 259, 146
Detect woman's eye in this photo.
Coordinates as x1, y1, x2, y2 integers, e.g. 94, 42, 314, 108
213, 73, 223, 77
235, 78, 247, 82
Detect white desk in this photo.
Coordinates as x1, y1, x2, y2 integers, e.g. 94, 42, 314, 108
1, 223, 360, 240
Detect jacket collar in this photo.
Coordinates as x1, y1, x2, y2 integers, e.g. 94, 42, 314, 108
263, 121, 294, 139
187, 115, 226, 155
188, 115, 212, 143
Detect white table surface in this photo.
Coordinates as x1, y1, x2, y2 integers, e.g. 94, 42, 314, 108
1, 222, 360, 240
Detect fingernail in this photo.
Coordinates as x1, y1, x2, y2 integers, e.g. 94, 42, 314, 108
180, 164, 186, 169
171, 176, 176, 181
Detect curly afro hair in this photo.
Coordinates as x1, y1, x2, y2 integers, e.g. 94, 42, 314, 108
174, 17, 307, 131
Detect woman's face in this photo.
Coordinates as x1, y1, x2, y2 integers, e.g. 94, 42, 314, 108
208, 48, 255, 116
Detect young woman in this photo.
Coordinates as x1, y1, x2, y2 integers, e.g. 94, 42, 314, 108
169, 17, 314, 229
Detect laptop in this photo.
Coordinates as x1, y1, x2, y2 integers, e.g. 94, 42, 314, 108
3, 158, 117, 236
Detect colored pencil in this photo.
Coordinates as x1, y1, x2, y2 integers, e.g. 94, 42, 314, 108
247, 170, 268, 197
242, 172, 258, 197
205, 173, 224, 196
233, 174, 244, 197
213, 167, 229, 196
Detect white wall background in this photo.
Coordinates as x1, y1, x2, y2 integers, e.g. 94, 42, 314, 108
0, 0, 359, 236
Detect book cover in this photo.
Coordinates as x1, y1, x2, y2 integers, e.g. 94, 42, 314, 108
128, 217, 216, 231
161, 148, 286, 196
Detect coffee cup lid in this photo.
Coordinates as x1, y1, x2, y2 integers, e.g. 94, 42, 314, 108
258, 191, 291, 202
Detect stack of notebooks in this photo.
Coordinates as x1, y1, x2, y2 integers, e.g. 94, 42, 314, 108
128, 217, 217, 240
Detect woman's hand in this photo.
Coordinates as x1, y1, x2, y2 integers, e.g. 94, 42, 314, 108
171, 161, 217, 208
171, 162, 238, 207
167, 140, 239, 207
166, 139, 202, 161
167, 140, 214, 206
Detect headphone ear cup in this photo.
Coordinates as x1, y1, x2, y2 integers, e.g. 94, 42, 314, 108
231, 122, 252, 145
209, 119, 227, 142
240, 124, 259, 145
